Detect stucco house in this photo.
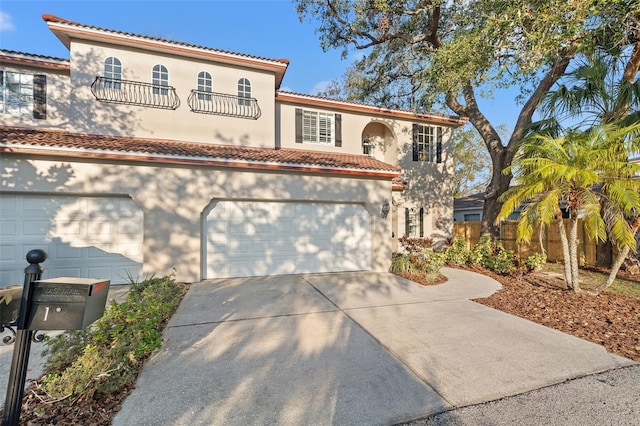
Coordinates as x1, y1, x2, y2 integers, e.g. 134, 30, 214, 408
0, 15, 465, 285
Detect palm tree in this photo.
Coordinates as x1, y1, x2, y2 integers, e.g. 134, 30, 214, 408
497, 123, 640, 294
539, 49, 640, 132
533, 48, 640, 270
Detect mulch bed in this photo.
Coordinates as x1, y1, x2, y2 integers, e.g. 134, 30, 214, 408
467, 266, 640, 362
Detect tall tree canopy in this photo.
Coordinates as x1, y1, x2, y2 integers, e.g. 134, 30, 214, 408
295, 0, 640, 236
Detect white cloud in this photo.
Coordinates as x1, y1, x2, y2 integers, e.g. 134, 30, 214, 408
0, 11, 15, 32
279, 85, 292, 92
310, 80, 332, 95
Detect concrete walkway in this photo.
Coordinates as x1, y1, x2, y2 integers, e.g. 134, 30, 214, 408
113, 268, 635, 425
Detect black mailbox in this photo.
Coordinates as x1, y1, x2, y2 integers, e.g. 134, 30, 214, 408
0, 286, 23, 325
27, 277, 110, 330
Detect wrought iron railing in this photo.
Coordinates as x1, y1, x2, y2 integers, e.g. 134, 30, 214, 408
187, 89, 261, 120
91, 77, 181, 110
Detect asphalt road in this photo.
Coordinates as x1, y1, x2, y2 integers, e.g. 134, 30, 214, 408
402, 364, 640, 426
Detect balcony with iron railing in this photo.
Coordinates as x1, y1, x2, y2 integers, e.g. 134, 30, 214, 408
90, 77, 180, 110
187, 89, 261, 120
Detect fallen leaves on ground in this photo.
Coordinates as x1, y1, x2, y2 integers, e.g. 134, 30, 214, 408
469, 265, 640, 362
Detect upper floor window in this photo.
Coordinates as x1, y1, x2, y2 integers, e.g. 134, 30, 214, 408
237, 78, 251, 106
104, 57, 122, 89
0, 70, 46, 119
197, 71, 212, 101
152, 65, 169, 95
412, 124, 443, 163
295, 108, 342, 147
362, 138, 372, 156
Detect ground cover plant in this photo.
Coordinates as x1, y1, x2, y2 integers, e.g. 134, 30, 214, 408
0, 274, 187, 425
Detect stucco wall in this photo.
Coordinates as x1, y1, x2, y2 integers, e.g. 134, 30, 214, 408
277, 101, 414, 157
1, 155, 392, 282
0, 63, 70, 130
67, 40, 276, 146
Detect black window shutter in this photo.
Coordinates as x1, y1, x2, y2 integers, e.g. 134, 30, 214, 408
419, 208, 424, 237
33, 74, 47, 120
334, 113, 342, 147
436, 127, 443, 163
295, 108, 303, 143
405, 208, 410, 237
412, 123, 419, 161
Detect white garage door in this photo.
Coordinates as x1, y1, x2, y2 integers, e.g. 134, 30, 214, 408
0, 194, 143, 286
205, 201, 371, 278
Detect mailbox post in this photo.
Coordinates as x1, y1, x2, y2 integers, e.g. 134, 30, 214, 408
2, 251, 110, 426
3, 249, 47, 426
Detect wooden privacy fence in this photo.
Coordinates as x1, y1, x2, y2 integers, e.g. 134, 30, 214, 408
453, 220, 597, 266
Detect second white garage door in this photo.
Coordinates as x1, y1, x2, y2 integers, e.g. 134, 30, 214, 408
205, 201, 371, 278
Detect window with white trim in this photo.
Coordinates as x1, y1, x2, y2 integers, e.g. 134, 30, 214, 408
405, 207, 424, 237
363, 138, 372, 156
104, 57, 122, 89
197, 71, 212, 101
152, 64, 169, 95
416, 125, 435, 161
0, 70, 46, 119
295, 108, 342, 147
237, 78, 251, 106
412, 124, 443, 163
303, 110, 334, 144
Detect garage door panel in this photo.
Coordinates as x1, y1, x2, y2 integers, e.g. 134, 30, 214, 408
0, 194, 143, 286
205, 201, 371, 278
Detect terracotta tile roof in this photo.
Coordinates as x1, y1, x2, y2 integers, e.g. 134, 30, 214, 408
0, 126, 401, 177
42, 14, 289, 67
277, 91, 467, 126
0, 49, 69, 64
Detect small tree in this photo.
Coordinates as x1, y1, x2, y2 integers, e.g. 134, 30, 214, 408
497, 123, 640, 294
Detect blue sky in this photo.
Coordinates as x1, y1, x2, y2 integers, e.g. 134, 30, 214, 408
0, 0, 518, 129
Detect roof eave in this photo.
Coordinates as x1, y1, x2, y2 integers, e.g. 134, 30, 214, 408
0, 144, 399, 179
276, 92, 467, 126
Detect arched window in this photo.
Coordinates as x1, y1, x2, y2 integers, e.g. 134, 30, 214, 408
152, 65, 169, 95
104, 57, 122, 89
237, 78, 251, 106
197, 71, 212, 101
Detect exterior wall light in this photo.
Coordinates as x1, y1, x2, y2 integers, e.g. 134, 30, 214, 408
381, 200, 390, 219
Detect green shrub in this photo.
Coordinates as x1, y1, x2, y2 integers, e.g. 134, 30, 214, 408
470, 236, 492, 266
523, 252, 547, 272
390, 248, 445, 281
390, 253, 421, 275
484, 247, 517, 274
40, 274, 186, 401
443, 237, 471, 265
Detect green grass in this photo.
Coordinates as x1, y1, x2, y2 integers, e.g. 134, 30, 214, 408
540, 262, 640, 299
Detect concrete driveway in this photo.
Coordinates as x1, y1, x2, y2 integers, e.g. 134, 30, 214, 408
114, 268, 634, 425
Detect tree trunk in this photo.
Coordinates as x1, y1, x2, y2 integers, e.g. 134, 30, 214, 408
596, 240, 613, 268
445, 55, 573, 238
557, 219, 574, 289
568, 217, 582, 293
481, 150, 514, 237
590, 246, 630, 295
